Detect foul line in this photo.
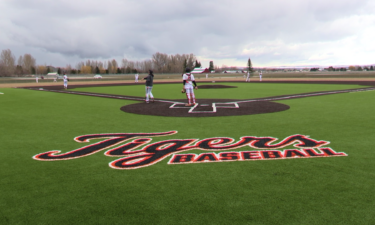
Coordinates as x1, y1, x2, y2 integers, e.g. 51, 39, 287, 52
22, 86, 375, 108
236, 87, 375, 104
23, 87, 183, 104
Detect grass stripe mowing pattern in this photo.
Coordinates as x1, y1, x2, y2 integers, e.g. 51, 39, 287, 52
0, 83, 374, 224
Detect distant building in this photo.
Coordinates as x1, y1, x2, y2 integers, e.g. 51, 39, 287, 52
191, 67, 211, 74
222, 70, 245, 73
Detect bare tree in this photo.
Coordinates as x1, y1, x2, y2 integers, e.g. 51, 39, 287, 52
65, 64, 72, 74
121, 59, 128, 72
22, 54, 36, 74
111, 59, 118, 73
186, 53, 196, 70
152, 52, 168, 73
214, 65, 221, 73
143, 59, 153, 72
76, 62, 84, 70
36, 65, 47, 75
15, 56, 24, 76
80, 65, 92, 74
0, 61, 5, 76
17, 56, 23, 67
0, 49, 16, 76
107, 60, 112, 74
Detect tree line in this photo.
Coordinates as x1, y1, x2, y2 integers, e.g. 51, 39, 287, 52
74, 53, 200, 75
310, 65, 374, 72
0, 49, 204, 76
0, 49, 37, 76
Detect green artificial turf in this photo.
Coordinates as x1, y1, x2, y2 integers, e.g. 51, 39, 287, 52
71, 82, 366, 100
0, 84, 374, 224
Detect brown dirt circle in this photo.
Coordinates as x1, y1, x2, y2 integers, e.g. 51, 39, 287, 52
121, 99, 289, 117
17, 79, 375, 117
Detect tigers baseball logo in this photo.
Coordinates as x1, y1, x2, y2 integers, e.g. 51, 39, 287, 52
33, 131, 347, 169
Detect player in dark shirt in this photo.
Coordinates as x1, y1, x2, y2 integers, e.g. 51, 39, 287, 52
144, 70, 154, 103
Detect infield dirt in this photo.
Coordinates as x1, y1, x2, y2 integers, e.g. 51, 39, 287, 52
15, 78, 375, 117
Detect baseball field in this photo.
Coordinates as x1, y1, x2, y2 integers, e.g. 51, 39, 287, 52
1, 74, 375, 224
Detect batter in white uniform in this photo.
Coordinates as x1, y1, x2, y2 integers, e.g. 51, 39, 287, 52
182, 68, 198, 106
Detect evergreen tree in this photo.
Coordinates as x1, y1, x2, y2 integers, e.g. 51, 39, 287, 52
57, 67, 61, 74
95, 66, 100, 74
209, 61, 214, 71
194, 60, 201, 68
15, 65, 23, 76
46, 67, 50, 74
370, 65, 374, 71
247, 58, 253, 73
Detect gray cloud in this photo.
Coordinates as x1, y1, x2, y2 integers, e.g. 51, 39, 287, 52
1, 0, 374, 67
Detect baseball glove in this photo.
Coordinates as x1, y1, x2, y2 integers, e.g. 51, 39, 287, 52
181, 89, 186, 93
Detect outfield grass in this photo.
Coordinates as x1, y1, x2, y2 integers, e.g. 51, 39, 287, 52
1, 83, 375, 224
1, 71, 374, 86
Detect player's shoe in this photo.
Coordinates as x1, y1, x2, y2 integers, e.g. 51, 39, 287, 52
185, 103, 192, 106
151, 98, 154, 103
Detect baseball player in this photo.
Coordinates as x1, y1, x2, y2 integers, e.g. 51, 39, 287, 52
35, 76, 38, 83
135, 73, 139, 83
182, 68, 198, 106
143, 70, 154, 103
259, 71, 262, 81
63, 73, 68, 89
246, 72, 250, 82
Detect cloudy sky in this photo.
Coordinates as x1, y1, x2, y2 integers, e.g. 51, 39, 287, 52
1, 0, 374, 68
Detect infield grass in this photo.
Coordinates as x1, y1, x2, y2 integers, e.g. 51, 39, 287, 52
71, 82, 367, 100
0, 83, 374, 224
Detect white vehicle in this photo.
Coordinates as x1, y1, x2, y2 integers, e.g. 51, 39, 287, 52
94, 75, 102, 79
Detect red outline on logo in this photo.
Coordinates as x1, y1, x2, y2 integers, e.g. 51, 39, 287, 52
168, 148, 347, 165
33, 131, 344, 169
33, 131, 177, 161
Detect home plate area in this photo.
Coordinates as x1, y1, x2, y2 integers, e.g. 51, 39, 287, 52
121, 99, 289, 117
170, 102, 239, 113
